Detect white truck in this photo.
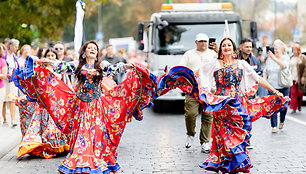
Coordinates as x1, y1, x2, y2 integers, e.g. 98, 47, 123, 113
137, 3, 257, 112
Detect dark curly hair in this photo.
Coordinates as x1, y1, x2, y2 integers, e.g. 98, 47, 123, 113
75, 41, 103, 83
217, 37, 239, 59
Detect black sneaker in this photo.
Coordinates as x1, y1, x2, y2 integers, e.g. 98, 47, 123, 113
12, 122, 18, 127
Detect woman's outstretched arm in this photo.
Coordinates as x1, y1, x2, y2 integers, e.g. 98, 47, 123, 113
258, 76, 283, 97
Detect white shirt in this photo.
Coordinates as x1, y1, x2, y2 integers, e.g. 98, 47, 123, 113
6, 54, 18, 75
179, 48, 217, 71
264, 54, 290, 89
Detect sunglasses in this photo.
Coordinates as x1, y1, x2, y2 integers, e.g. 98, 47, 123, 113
55, 48, 63, 51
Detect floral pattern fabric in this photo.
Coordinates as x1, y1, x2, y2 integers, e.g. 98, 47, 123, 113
17, 103, 69, 159
13, 56, 156, 173
12, 57, 71, 159
154, 66, 289, 174
214, 68, 243, 97
16, 100, 36, 136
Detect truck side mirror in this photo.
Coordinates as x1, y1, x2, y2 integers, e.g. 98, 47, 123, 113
137, 22, 144, 50
250, 21, 257, 40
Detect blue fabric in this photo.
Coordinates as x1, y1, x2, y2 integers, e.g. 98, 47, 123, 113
10, 56, 37, 102
58, 162, 120, 174
268, 87, 290, 127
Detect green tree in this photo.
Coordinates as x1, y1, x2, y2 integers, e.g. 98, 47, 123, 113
0, 0, 117, 45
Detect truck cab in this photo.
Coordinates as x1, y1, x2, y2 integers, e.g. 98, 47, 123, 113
138, 3, 251, 111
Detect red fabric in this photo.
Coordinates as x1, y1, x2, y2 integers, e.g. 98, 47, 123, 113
290, 81, 303, 110
28, 64, 155, 172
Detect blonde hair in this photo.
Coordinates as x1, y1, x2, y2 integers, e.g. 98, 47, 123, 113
273, 39, 286, 53
19, 44, 31, 56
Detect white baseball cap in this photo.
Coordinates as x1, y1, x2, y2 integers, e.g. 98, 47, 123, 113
195, 33, 208, 41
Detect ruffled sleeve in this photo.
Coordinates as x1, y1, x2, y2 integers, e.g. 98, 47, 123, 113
100, 60, 126, 77
239, 60, 260, 96
53, 60, 77, 75
10, 56, 37, 102
198, 59, 218, 93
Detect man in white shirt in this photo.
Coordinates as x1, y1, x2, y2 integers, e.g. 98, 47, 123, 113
179, 33, 217, 153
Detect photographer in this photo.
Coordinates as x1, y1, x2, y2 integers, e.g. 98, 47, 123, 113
263, 39, 290, 133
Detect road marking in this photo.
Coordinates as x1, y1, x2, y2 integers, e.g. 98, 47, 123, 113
286, 115, 306, 127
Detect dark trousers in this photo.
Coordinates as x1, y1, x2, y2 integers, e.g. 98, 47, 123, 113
184, 96, 213, 144
268, 87, 290, 127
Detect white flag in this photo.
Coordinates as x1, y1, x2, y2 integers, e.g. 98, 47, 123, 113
223, 19, 230, 38
74, 0, 85, 53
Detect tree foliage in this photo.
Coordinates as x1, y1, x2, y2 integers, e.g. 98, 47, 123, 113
63, 0, 199, 43
1, 0, 298, 46
0, 0, 118, 45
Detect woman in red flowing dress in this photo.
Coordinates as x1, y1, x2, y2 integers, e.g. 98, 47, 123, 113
11, 41, 156, 173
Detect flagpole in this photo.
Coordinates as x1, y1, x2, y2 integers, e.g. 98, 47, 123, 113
224, 19, 230, 37
74, 0, 85, 53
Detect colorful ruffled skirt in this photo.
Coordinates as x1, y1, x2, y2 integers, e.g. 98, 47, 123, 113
17, 103, 69, 159
16, 100, 36, 136
11, 57, 156, 173
154, 66, 289, 174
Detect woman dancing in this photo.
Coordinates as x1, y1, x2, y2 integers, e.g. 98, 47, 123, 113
14, 49, 70, 159
155, 37, 289, 173
12, 41, 156, 173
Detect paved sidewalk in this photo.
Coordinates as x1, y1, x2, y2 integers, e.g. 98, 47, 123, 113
0, 111, 21, 159
0, 126, 21, 159
0, 106, 306, 173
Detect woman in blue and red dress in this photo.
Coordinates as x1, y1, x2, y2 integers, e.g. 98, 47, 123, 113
14, 48, 70, 159
12, 41, 156, 173
155, 37, 289, 173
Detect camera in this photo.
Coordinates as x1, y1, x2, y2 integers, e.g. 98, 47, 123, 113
266, 46, 274, 54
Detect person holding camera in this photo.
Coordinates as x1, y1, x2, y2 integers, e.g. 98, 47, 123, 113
179, 33, 217, 153
263, 39, 290, 133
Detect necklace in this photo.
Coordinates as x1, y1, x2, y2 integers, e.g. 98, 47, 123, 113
84, 63, 94, 69
223, 60, 235, 70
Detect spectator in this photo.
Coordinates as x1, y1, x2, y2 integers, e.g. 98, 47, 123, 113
103, 44, 120, 64
239, 37, 263, 149
239, 38, 262, 78
100, 47, 107, 58
3, 38, 20, 127
289, 43, 306, 113
53, 41, 69, 61
116, 50, 127, 83
103, 44, 121, 83
17, 44, 37, 135
0, 44, 8, 126
3, 38, 10, 48
179, 33, 217, 153
36, 47, 46, 59
257, 35, 269, 97
263, 39, 290, 133
66, 49, 78, 61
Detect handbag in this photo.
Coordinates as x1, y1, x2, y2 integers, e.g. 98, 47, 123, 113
278, 68, 293, 87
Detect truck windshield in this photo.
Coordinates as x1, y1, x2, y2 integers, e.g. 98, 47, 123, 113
155, 23, 241, 55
